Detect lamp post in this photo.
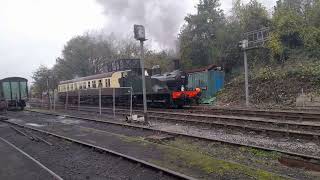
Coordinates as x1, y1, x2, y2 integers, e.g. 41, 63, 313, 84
134, 25, 148, 123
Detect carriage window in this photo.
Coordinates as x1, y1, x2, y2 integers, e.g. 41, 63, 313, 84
104, 79, 109, 87
88, 81, 91, 88
83, 82, 87, 89
104, 79, 111, 87
98, 80, 102, 88
92, 81, 96, 88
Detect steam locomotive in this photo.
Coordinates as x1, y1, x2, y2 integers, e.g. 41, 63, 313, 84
58, 59, 201, 108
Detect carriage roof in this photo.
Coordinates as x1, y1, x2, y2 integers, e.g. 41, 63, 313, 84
0, 77, 28, 82
59, 72, 114, 85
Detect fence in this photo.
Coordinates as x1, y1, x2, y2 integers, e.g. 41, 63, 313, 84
37, 87, 133, 119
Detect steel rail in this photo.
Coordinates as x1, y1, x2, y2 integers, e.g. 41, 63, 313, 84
10, 126, 35, 140
56, 106, 320, 140
0, 137, 63, 180
190, 106, 320, 120
4, 120, 198, 180
25, 109, 320, 161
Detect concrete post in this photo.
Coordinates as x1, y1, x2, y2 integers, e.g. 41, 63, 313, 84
130, 87, 133, 118
99, 88, 102, 116
244, 50, 249, 107
113, 88, 115, 118
78, 90, 80, 111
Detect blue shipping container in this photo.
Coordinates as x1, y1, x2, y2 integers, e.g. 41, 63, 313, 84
187, 70, 224, 99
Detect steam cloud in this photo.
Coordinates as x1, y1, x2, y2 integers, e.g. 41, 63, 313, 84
96, 0, 192, 49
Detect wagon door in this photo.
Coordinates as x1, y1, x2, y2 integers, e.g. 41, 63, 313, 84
19, 81, 28, 99
2, 81, 12, 100
11, 81, 20, 100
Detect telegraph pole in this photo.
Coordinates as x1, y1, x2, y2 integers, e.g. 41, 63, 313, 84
134, 25, 148, 123
240, 27, 270, 107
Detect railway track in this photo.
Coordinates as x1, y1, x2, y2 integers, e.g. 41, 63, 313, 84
187, 106, 320, 121
0, 136, 63, 180
29, 102, 320, 121
25, 108, 320, 163
3, 119, 197, 180
43, 104, 320, 141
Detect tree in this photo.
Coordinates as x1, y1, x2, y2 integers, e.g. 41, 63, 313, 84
269, 0, 320, 59
233, 0, 270, 32
31, 65, 56, 97
179, 0, 226, 69
54, 33, 115, 80
179, 0, 271, 71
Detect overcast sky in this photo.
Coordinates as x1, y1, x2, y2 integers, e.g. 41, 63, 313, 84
0, 0, 276, 82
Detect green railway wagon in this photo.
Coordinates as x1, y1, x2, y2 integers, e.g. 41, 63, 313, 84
0, 77, 28, 110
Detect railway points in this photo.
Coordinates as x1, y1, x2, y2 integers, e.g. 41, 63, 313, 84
0, 121, 190, 180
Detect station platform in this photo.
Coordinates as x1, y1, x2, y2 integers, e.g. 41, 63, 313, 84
0, 137, 59, 180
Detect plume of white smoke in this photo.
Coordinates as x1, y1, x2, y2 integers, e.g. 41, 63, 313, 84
96, 0, 194, 50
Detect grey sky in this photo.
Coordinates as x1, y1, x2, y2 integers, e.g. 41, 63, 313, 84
0, 0, 276, 83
